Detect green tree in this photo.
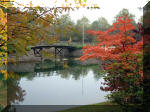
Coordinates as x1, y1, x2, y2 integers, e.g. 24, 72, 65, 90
91, 17, 110, 31
56, 14, 75, 41
73, 16, 90, 42
114, 8, 136, 25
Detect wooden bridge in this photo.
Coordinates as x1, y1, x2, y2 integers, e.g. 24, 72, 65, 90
31, 41, 96, 60
31, 45, 77, 59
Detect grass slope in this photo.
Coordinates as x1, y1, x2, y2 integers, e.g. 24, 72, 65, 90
61, 102, 123, 112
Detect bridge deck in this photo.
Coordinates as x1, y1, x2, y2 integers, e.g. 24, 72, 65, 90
31, 45, 76, 49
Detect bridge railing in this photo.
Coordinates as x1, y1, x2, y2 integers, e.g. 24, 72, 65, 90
53, 41, 97, 47
32, 41, 97, 48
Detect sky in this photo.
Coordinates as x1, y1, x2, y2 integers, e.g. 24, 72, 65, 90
14, 0, 148, 24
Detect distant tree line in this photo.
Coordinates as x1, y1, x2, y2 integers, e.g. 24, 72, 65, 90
52, 8, 142, 43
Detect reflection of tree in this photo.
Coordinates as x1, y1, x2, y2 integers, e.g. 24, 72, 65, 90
0, 77, 26, 110
58, 69, 71, 79
0, 80, 7, 111
71, 66, 88, 80
90, 65, 104, 81
13, 59, 105, 81
33, 59, 104, 80
7, 78, 26, 105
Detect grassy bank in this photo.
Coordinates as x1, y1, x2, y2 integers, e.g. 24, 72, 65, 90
60, 102, 122, 112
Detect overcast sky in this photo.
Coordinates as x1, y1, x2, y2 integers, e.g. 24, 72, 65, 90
14, 0, 148, 24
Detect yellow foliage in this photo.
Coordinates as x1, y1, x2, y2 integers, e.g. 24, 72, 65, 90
30, 1, 33, 7
0, 70, 8, 80
68, 37, 72, 43
0, 0, 9, 79
63, 62, 69, 69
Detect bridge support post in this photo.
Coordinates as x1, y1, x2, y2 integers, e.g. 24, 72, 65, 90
31, 45, 76, 60
33, 48, 43, 61
55, 47, 56, 58
55, 47, 63, 58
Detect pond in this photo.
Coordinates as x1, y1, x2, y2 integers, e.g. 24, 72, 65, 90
7, 59, 108, 105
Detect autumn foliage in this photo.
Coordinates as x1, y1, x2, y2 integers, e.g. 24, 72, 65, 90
80, 15, 143, 105
80, 16, 142, 61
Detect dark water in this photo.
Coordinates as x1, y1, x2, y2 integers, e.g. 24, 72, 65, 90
7, 59, 108, 105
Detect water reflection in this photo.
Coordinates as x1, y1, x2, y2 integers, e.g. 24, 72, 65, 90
7, 78, 26, 105
0, 74, 26, 109
33, 59, 102, 81
6, 59, 107, 105
0, 80, 7, 111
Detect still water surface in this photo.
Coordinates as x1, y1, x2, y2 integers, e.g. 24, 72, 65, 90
8, 59, 108, 105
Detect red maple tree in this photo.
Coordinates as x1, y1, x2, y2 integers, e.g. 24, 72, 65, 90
80, 16, 142, 61
80, 15, 143, 105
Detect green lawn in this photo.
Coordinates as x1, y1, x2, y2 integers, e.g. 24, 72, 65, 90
60, 102, 123, 112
